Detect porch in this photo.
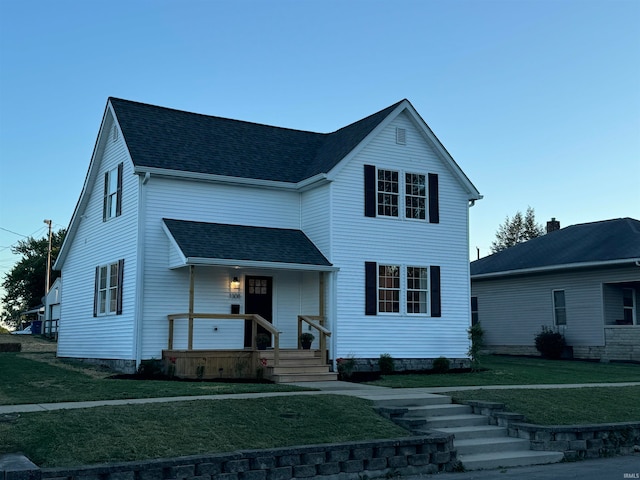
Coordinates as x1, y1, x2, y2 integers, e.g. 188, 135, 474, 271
162, 313, 337, 382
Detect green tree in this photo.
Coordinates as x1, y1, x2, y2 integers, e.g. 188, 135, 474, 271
1, 229, 66, 327
490, 207, 544, 254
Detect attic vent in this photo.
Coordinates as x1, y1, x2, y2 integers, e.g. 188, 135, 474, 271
396, 127, 406, 145
111, 125, 118, 142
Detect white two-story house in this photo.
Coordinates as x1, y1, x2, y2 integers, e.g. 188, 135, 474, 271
54, 98, 482, 381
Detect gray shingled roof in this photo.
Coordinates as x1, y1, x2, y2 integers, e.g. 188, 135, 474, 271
110, 98, 402, 183
163, 219, 332, 267
471, 218, 640, 277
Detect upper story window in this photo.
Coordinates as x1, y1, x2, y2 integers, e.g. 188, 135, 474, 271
103, 163, 123, 221
365, 165, 438, 223
377, 169, 399, 217
405, 173, 426, 220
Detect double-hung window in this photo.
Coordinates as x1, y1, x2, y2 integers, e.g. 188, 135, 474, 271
378, 265, 400, 313
365, 165, 439, 223
553, 290, 566, 326
623, 288, 636, 325
103, 163, 123, 221
94, 260, 124, 316
366, 262, 440, 317
405, 173, 426, 220
377, 169, 399, 217
407, 266, 428, 313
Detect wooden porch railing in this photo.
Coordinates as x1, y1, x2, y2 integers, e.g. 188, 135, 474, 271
298, 315, 331, 363
167, 313, 280, 367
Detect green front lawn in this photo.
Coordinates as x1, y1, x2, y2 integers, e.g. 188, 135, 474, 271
0, 395, 408, 468
368, 355, 640, 388
0, 353, 307, 405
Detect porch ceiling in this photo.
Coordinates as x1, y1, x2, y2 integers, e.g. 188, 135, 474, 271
162, 219, 336, 271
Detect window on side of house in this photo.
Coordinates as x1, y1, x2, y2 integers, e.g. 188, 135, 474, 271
553, 290, 566, 326
94, 260, 124, 316
623, 288, 636, 325
471, 296, 479, 325
405, 173, 426, 220
103, 163, 123, 221
407, 266, 428, 313
378, 264, 400, 313
377, 169, 399, 217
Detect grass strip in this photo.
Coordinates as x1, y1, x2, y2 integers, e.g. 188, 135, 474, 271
448, 386, 640, 425
0, 395, 408, 468
0, 353, 307, 405
368, 355, 640, 388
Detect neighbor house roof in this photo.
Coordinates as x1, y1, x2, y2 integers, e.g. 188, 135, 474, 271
162, 219, 334, 271
471, 218, 640, 278
110, 97, 402, 183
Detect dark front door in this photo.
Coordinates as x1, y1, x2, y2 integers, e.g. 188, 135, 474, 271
244, 276, 273, 347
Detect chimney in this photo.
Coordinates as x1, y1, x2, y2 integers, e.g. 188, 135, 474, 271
546, 217, 560, 233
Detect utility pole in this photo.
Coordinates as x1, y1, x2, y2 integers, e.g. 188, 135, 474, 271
44, 219, 52, 294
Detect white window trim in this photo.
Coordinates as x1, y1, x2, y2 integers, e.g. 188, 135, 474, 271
97, 261, 119, 316
552, 289, 567, 326
376, 264, 430, 316
622, 288, 637, 326
106, 166, 119, 220
406, 265, 429, 315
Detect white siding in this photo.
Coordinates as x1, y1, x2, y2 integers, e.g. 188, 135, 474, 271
301, 185, 331, 258
58, 114, 138, 359
471, 265, 640, 348
139, 177, 314, 358
330, 112, 472, 359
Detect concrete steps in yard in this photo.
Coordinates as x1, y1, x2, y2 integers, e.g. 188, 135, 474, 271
375, 394, 563, 471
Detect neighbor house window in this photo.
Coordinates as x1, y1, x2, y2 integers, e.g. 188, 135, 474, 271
405, 173, 426, 220
623, 288, 636, 325
103, 163, 123, 221
471, 296, 479, 325
553, 290, 566, 326
407, 266, 428, 313
377, 169, 399, 217
378, 265, 400, 313
94, 260, 124, 316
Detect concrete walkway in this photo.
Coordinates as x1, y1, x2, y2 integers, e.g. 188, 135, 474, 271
1, 380, 639, 415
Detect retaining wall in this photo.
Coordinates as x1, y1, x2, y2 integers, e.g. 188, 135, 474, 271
1, 435, 457, 480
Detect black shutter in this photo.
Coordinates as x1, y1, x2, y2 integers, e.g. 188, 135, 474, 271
430, 265, 441, 317
364, 165, 376, 217
365, 262, 377, 315
115, 163, 123, 217
93, 266, 99, 317
428, 173, 439, 224
116, 259, 124, 315
102, 172, 109, 221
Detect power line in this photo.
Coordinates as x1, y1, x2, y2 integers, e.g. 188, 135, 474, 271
0, 226, 28, 237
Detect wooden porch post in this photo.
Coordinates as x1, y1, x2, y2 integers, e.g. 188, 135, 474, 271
319, 272, 325, 320
188, 265, 195, 350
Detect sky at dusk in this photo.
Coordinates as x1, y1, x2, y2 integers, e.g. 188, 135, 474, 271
1, 0, 639, 308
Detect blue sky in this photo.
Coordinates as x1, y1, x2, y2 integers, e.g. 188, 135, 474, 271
1, 0, 639, 307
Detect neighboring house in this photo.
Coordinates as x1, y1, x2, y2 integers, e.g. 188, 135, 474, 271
470, 218, 640, 362
54, 97, 481, 378
43, 277, 61, 338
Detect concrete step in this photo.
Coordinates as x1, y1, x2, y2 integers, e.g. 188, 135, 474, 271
271, 372, 338, 383
373, 395, 452, 408
455, 437, 531, 455
426, 414, 489, 428
431, 425, 508, 440
405, 403, 472, 418
458, 450, 564, 471
271, 365, 331, 374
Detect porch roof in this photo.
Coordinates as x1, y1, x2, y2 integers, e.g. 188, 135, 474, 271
163, 219, 335, 271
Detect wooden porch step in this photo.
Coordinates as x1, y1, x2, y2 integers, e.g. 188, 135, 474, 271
271, 365, 332, 374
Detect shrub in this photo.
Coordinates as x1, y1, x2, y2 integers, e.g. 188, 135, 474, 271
336, 355, 356, 380
432, 356, 450, 373
534, 326, 566, 359
378, 353, 395, 375
137, 359, 163, 378
0, 343, 21, 353
467, 323, 485, 371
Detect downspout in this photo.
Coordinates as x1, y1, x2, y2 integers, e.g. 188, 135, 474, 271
134, 172, 150, 367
